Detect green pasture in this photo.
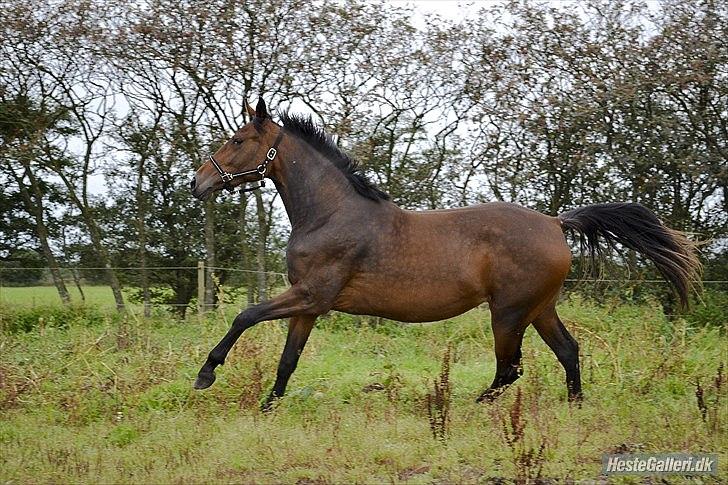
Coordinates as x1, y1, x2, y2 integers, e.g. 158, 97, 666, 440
0, 298, 726, 483
0, 285, 252, 311
0, 286, 118, 307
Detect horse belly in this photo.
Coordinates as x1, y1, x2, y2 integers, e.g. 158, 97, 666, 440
333, 272, 486, 323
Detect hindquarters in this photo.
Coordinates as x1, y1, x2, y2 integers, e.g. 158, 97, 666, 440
481, 203, 572, 316
475, 204, 575, 401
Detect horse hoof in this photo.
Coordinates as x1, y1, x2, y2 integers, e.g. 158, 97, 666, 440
475, 391, 497, 404
193, 371, 216, 390
568, 393, 584, 406
260, 397, 278, 413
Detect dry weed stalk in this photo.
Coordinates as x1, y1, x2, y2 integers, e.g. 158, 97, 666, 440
696, 363, 725, 432
426, 344, 452, 442
495, 387, 547, 482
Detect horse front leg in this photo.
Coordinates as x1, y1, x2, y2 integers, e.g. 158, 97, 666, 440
261, 314, 317, 412
193, 285, 317, 390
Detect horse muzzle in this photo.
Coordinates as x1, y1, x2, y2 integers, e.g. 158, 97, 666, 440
190, 173, 215, 200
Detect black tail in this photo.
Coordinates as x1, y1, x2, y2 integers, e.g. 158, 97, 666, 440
559, 203, 702, 308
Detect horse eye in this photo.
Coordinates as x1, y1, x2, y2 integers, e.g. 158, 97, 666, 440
232, 138, 243, 145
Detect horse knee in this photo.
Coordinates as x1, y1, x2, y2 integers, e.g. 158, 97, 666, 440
232, 312, 255, 330
207, 313, 254, 365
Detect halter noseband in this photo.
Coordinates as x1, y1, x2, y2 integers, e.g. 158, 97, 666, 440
208, 128, 285, 193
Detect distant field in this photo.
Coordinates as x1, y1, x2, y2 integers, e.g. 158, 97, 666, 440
0, 286, 118, 307
0, 285, 278, 311
1, 299, 725, 482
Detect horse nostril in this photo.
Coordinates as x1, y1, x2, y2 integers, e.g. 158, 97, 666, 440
189, 177, 197, 191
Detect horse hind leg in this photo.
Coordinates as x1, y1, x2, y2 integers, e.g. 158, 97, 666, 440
532, 305, 582, 402
476, 308, 529, 403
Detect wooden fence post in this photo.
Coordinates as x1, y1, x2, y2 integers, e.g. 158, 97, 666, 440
197, 260, 205, 316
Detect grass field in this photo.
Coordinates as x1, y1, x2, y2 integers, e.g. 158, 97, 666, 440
0, 285, 254, 311
0, 286, 119, 307
1, 297, 726, 483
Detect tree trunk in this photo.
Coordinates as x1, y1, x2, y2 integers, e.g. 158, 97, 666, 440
238, 192, 255, 306
203, 199, 217, 310
60, 228, 85, 303
102, 255, 125, 312
254, 189, 268, 302
72, 269, 86, 303
136, 157, 151, 317
31, 216, 70, 305
138, 238, 150, 317
56, 172, 126, 312
10, 166, 71, 304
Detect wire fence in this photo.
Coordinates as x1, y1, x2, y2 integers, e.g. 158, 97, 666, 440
0, 264, 726, 313
0, 264, 290, 313
0, 266, 287, 275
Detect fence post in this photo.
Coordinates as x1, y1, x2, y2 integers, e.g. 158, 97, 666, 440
197, 260, 205, 316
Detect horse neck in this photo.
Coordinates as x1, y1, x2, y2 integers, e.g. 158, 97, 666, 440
269, 139, 360, 229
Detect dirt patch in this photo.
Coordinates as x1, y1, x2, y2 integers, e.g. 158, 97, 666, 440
398, 465, 430, 481
0, 365, 32, 410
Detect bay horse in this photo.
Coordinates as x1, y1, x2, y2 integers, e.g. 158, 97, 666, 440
190, 98, 700, 410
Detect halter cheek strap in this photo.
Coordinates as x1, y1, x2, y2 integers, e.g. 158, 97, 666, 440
208, 128, 285, 193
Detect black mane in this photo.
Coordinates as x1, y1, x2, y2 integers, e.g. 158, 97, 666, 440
277, 112, 390, 201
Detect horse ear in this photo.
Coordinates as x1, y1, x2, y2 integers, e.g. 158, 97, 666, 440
245, 99, 256, 118
255, 97, 268, 119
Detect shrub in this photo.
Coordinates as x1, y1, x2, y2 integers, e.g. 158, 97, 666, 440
685, 289, 728, 328
317, 312, 363, 332
0, 304, 106, 333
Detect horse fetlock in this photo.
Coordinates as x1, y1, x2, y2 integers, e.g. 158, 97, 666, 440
567, 379, 583, 401
208, 351, 226, 366
568, 390, 584, 407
